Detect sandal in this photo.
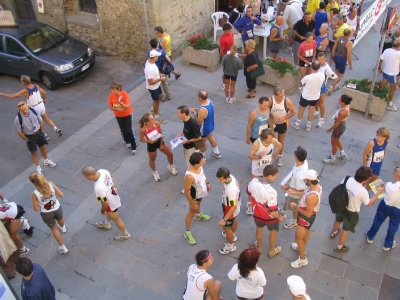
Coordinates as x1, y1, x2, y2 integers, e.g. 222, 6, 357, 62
268, 246, 282, 258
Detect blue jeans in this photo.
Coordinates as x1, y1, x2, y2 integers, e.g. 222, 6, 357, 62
367, 199, 400, 248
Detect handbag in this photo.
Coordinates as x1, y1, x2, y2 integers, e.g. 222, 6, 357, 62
194, 138, 206, 150
249, 53, 265, 79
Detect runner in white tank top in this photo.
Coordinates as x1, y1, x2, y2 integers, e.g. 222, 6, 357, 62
248, 129, 282, 177
290, 170, 321, 268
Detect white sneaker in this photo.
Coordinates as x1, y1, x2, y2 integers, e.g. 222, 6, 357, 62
126, 143, 131, 149
284, 219, 297, 229
291, 242, 299, 251
221, 231, 238, 241
317, 118, 325, 128
231, 97, 236, 102
306, 123, 311, 132
58, 246, 69, 254
327, 86, 333, 95
131, 150, 137, 155
167, 165, 178, 175
225, 97, 230, 103
313, 112, 320, 119
96, 220, 111, 229
291, 256, 308, 268
337, 152, 348, 159
44, 159, 57, 168
57, 223, 67, 233
323, 155, 336, 164
221, 84, 225, 91
386, 105, 398, 111
228, 98, 234, 104
277, 155, 283, 167
291, 122, 300, 130
153, 171, 161, 182
219, 243, 236, 255
246, 203, 253, 215
279, 208, 286, 219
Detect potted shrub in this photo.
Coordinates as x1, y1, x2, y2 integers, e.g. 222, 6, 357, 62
342, 79, 389, 121
182, 34, 220, 72
257, 57, 300, 95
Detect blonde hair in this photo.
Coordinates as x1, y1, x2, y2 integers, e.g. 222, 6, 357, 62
139, 113, 151, 128
21, 75, 31, 85
376, 127, 390, 140
245, 39, 256, 49
29, 173, 52, 196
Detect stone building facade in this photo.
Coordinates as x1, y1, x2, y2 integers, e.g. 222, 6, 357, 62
0, 0, 215, 61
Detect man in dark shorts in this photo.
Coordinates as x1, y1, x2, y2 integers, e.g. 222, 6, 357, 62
289, 170, 322, 268
291, 61, 324, 132
13, 101, 56, 176
216, 167, 241, 255
330, 166, 384, 253
269, 88, 296, 166
247, 165, 284, 258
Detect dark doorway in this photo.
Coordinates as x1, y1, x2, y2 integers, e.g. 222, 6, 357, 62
15, 0, 36, 20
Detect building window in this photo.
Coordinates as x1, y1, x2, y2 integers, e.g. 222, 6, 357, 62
79, 0, 97, 14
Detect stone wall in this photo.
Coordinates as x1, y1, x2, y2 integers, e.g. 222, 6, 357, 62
0, 0, 215, 62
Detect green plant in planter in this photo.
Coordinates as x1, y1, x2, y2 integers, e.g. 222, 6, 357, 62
183, 34, 219, 51
261, 57, 298, 78
344, 78, 390, 102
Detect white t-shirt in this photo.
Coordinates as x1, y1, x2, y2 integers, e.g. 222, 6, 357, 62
301, 72, 324, 100
94, 169, 121, 211
290, 0, 304, 17
384, 181, 400, 209
0, 202, 18, 220
380, 48, 400, 76
144, 60, 161, 90
283, 5, 302, 27
286, 161, 308, 199
247, 178, 278, 207
228, 264, 266, 299
33, 183, 61, 213
343, 177, 370, 212
183, 264, 213, 300
222, 175, 241, 218
319, 63, 337, 86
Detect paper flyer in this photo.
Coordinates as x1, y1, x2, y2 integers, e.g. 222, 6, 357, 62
170, 136, 187, 150
369, 179, 386, 199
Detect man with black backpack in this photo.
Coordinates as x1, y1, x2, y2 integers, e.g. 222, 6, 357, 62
329, 166, 384, 253
13, 101, 56, 175
148, 39, 181, 103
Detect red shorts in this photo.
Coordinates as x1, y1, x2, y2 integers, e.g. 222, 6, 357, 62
105, 206, 118, 213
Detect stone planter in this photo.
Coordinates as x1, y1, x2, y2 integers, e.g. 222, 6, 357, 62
256, 60, 300, 95
341, 87, 386, 121
182, 46, 220, 72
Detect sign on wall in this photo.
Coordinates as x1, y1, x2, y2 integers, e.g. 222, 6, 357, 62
0, 10, 17, 27
354, 0, 393, 47
38, 0, 45, 13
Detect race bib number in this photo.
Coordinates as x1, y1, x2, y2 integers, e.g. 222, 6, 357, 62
373, 150, 384, 163
246, 29, 254, 38
305, 49, 313, 57
258, 124, 269, 135
259, 155, 272, 167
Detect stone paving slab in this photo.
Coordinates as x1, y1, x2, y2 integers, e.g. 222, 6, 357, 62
3, 22, 400, 300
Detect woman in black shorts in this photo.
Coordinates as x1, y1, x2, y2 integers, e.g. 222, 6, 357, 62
289, 170, 322, 268
221, 45, 243, 103
139, 113, 177, 182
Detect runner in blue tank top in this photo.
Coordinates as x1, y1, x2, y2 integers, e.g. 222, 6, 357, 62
363, 127, 390, 191
190, 90, 221, 158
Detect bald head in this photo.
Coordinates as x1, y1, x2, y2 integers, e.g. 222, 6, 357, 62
82, 166, 98, 180
197, 90, 208, 100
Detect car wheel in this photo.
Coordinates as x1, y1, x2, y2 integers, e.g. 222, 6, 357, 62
40, 72, 58, 90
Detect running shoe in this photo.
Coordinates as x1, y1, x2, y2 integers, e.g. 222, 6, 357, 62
194, 213, 211, 221
212, 151, 222, 158
365, 234, 373, 244
327, 86, 333, 95
283, 219, 297, 229
126, 143, 131, 149
332, 85, 341, 91
291, 122, 300, 130
386, 105, 398, 111
44, 159, 57, 167
225, 97, 230, 103
279, 208, 286, 219
334, 245, 350, 252
323, 155, 336, 164
153, 171, 161, 182
337, 152, 348, 159
221, 231, 238, 241
221, 84, 225, 90
330, 228, 341, 239
219, 243, 237, 255
114, 232, 131, 241
317, 118, 324, 128
36, 168, 43, 175
290, 256, 308, 268
313, 112, 320, 119
58, 246, 69, 254
167, 164, 178, 175
149, 108, 162, 115
131, 150, 137, 155
57, 223, 67, 233
306, 123, 311, 132
383, 241, 396, 251
277, 155, 283, 167
96, 220, 111, 230
246, 203, 253, 215
20, 247, 29, 257
56, 128, 63, 137
231, 97, 236, 102
184, 232, 196, 245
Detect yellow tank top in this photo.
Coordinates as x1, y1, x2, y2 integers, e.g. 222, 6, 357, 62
161, 34, 171, 56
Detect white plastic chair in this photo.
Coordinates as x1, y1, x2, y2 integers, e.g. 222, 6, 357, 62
211, 12, 230, 42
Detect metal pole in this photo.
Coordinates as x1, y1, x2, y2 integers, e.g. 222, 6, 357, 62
364, 7, 388, 118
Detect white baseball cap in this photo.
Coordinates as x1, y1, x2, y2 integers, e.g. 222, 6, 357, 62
149, 50, 161, 58
299, 169, 319, 181
287, 275, 306, 297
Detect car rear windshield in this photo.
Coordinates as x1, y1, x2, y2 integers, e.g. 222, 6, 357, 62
22, 25, 67, 54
